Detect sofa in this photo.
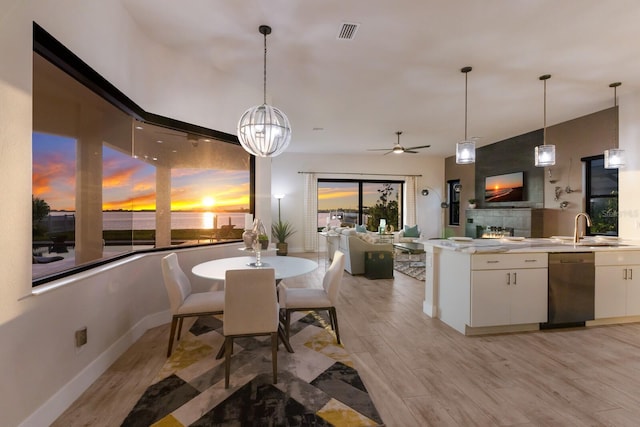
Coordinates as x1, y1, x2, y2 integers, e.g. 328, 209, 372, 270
326, 227, 393, 275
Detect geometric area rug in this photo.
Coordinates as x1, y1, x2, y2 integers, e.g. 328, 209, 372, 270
121, 313, 384, 426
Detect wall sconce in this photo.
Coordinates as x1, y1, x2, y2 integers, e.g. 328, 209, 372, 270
560, 201, 569, 209
554, 186, 563, 201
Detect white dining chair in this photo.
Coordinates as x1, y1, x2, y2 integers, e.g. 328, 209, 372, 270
278, 250, 345, 344
223, 268, 279, 388
161, 253, 225, 357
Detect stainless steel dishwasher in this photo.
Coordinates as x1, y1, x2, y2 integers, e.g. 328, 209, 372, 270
543, 252, 595, 328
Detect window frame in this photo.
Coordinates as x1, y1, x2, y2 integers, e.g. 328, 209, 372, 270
317, 178, 405, 231
447, 179, 461, 226
32, 23, 254, 286
583, 154, 618, 236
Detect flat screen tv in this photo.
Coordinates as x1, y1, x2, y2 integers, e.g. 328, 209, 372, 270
484, 171, 524, 202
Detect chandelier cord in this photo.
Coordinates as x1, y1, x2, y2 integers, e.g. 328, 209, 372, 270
263, 30, 267, 105
543, 77, 546, 144
464, 71, 468, 140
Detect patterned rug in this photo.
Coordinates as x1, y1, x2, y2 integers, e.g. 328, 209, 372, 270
393, 253, 425, 281
121, 313, 383, 426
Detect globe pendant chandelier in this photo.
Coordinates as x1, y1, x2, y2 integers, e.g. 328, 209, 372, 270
456, 66, 475, 164
534, 74, 556, 167
604, 82, 624, 169
237, 25, 292, 157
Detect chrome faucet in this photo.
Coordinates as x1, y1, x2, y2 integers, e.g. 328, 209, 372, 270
573, 212, 592, 243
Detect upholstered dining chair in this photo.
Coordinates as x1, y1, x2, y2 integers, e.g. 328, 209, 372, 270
278, 250, 345, 344
161, 253, 225, 357
223, 268, 279, 389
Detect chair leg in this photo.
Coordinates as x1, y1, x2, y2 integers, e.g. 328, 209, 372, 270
224, 337, 233, 389
329, 307, 341, 345
167, 317, 179, 357
176, 317, 184, 341
285, 310, 292, 341
271, 332, 278, 384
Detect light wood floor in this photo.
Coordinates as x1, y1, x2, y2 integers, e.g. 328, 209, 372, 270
54, 252, 640, 426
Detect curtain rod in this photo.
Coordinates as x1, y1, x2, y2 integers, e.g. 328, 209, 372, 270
298, 171, 422, 177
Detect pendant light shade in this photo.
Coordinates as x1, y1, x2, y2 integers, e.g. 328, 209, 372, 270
237, 25, 292, 158
604, 82, 624, 169
535, 74, 555, 167
456, 66, 475, 164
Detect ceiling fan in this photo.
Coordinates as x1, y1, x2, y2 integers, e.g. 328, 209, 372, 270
367, 131, 430, 155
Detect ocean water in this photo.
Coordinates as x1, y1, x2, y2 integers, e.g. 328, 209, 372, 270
50, 211, 250, 230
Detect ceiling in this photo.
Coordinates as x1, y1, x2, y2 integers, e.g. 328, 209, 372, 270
120, 0, 640, 158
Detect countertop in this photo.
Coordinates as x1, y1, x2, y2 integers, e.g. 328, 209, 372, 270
419, 237, 640, 254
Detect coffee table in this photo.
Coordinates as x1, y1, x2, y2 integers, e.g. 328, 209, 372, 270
393, 242, 425, 268
393, 242, 425, 254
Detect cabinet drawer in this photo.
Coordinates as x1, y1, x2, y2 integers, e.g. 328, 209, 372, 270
595, 251, 640, 266
472, 253, 548, 270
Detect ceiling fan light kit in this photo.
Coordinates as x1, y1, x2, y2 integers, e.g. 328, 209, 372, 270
367, 131, 430, 155
237, 25, 292, 158
456, 66, 476, 164
534, 74, 556, 167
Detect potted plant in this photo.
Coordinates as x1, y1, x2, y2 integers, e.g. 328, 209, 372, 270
272, 220, 296, 256
468, 198, 478, 209
258, 233, 269, 250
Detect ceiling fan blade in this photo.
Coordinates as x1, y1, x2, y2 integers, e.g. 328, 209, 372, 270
367, 148, 392, 151
404, 150, 419, 154
404, 144, 431, 150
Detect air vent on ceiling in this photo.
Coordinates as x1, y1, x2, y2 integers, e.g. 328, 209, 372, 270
337, 22, 359, 40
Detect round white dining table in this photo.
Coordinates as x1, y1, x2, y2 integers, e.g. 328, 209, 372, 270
192, 255, 318, 281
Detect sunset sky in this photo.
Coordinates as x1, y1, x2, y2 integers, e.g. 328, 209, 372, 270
318, 182, 398, 211
33, 132, 250, 212
485, 172, 524, 191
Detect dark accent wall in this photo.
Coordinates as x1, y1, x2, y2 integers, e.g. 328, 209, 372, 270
475, 129, 544, 209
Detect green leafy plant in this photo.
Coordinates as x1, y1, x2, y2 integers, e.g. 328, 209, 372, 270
258, 234, 269, 241
468, 198, 477, 204
272, 220, 296, 243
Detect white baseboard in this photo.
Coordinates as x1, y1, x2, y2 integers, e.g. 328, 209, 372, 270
19, 310, 170, 427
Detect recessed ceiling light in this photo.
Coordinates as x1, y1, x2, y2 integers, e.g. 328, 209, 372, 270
156, 140, 163, 144
152, 157, 158, 161
135, 125, 143, 130
172, 150, 177, 153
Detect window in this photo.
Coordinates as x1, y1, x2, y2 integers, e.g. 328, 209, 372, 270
32, 35, 251, 283
584, 155, 618, 236
317, 180, 403, 231
448, 180, 461, 226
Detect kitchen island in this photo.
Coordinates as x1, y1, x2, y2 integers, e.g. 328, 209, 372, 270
420, 237, 640, 335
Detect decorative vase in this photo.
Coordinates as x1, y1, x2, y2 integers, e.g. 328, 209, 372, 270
242, 229, 256, 249
276, 242, 288, 256
469, 203, 476, 209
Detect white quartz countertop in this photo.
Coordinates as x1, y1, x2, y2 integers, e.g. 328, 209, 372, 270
419, 237, 640, 253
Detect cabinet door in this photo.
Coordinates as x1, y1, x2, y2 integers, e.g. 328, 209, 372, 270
595, 266, 627, 318
470, 270, 510, 327
625, 266, 640, 315
509, 268, 548, 324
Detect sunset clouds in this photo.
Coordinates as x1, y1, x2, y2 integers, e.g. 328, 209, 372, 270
33, 133, 250, 213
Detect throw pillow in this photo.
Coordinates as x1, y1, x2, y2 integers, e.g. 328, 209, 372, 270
355, 224, 367, 233
403, 224, 420, 237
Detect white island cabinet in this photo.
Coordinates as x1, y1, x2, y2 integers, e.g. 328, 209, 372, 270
595, 251, 640, 319
470, 253, 548, 327
435, 249, 548, 335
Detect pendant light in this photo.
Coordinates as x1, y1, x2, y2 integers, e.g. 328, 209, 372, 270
534, 74, 555, 167
604, 82, 624, 168
237, 25, 292, 157
456, 66, 475, 164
